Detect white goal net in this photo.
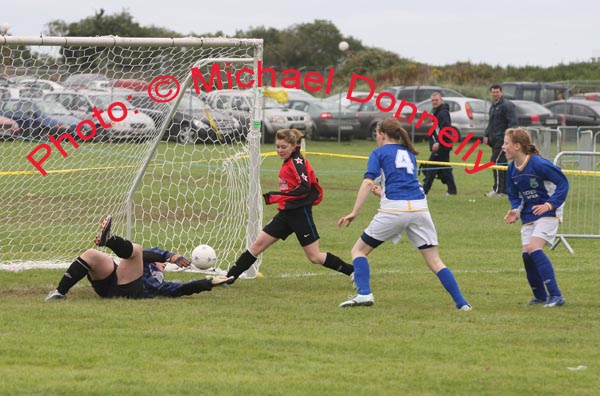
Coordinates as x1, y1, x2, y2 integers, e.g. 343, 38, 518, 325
0, 36, 263, 276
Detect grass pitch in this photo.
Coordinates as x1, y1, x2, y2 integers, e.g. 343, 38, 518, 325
1, 139, 599, 396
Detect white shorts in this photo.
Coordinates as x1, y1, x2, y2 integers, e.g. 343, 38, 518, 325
521, 217, 559, 246
364, 209, 439, 248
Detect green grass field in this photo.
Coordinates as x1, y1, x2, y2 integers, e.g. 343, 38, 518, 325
1, 139, 599, 396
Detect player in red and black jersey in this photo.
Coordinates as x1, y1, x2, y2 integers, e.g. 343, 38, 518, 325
227, 129, 353, 283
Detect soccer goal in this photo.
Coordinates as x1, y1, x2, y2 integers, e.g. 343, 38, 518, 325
0, 35, 264, 277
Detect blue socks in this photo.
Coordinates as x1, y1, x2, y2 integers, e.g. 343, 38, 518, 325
529, 249, 562, 297
352, 256, 371, 295
522, 252, 548, 300
436, 267, 469, 308
352, 260, 468, 308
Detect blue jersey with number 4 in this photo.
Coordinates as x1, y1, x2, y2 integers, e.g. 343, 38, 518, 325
365, 144, 425, 201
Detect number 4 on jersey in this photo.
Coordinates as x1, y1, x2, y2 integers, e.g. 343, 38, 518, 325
395, 149, 414, 174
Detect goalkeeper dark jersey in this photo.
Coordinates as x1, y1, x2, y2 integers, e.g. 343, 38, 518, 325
141, 247, 212, 298
263, 147, 323, 211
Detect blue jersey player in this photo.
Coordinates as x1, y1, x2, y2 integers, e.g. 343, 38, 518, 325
502, 128, 569, 307
337, 117, 471, 310
45, 216, 231, 301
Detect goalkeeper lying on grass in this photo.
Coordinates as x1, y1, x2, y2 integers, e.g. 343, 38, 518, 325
45, 215, 232, 301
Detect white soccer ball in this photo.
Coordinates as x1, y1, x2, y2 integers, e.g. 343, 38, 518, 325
191, 244, 217, 270
338, 41, 349, 51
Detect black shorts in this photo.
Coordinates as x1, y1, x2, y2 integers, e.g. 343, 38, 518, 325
263, 206, 320, 247
88, 262, 144, 299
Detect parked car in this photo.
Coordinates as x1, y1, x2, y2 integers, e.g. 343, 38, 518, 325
353, 96, 390, 140
382, 85, 464, 103
286, 99, 357, 140
511, 100, 564, 128
275, 88, 315, 101
0, 85, 45, 100
205, 89, 312, 142
0, 99, 89, 139
176, 93, 243, 141
323, 91, 373, 108
44, 90, 155, 141
111, 79, 150, 92
0, 115, 22, 140
13, 78, 65, 94
544, 99, 600, 127
500, 82, 569, 104
61, 73, 110, 90
571, 92, 600, 102
128, 92, 241, 143
353, 95, 487, 140
405, 97, 491, 138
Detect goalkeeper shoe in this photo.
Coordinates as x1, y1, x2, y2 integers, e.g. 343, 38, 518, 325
339, 293, 374, 308
45, 289, 66, 301
94, 216, 113, 247
208, 276, 235, 287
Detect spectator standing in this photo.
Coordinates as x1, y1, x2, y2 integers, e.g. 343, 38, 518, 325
484, 84, 517, 197
422, 93, 457, 195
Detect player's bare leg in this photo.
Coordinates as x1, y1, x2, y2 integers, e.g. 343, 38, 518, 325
80, 248, 119, 281
420, 246, 471, 310
303, 241, 354, 276
94, 215, 143, 284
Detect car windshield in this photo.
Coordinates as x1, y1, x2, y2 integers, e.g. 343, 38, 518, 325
515, 102, 551, 115
317, 101, 342, 110
63, 74, 106, 85
264, 97, 284, 109
37, 100, 70, 115
129, 96, 159, 110
468, 100, 490, 113
373, 97, 393, 111
90, 94, 134, 109
177, 94, 206, 111
583, 102, 600, 111
346, 102, 362, 112
416, 100, 433, 113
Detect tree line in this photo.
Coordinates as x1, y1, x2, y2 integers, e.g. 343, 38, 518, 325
26, 9, 599, 96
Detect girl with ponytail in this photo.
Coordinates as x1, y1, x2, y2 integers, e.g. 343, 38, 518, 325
502, 128, 569, 307
337, 117, 471, 310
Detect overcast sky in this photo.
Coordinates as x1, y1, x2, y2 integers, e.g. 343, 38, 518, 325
3, 0, 599, 67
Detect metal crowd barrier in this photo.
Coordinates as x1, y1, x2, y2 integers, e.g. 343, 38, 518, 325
551, 151, 600, 253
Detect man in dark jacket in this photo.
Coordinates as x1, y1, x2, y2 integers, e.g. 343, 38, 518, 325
483, 84, 517, 197
422, 93, 457, 195
45, 216, 231, 301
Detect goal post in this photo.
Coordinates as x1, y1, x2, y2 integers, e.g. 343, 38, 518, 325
0, 35, 264, 277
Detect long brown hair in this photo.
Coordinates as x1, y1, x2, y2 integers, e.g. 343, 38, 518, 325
505, 128, 540, 156
275, 128, 304, 146
379, 118, 419, 155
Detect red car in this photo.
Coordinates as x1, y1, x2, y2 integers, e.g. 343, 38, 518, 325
111, 79, 149, 92
0, 115, 22, 140
571, 92, 600, 102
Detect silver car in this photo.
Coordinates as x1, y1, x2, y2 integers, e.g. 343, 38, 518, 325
206, 89, 312, 142
409, 96, 491, 139
44, 90, 156, 141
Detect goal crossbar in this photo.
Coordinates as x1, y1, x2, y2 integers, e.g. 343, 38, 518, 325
1, 36, 262, 48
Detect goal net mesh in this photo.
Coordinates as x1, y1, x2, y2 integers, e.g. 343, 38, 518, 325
0, 37, 263, 275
